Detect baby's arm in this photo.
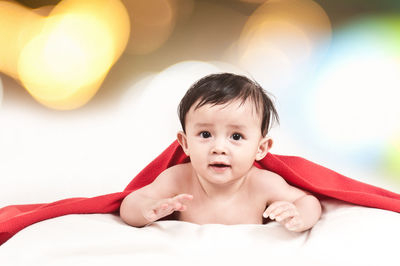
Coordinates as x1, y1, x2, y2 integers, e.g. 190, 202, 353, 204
120, 166, 193, 227
261, 173, 321, 232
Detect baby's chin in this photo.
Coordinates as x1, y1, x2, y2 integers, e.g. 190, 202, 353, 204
196, 168, 247, 186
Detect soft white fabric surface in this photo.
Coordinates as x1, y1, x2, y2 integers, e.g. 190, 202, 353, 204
1, 199, 399, 266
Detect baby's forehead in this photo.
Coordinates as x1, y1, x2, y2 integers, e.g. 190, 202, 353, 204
189, 98, 263, 122
193, 98, 261, 113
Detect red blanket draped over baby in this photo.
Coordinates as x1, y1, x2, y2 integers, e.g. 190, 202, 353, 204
1, 140, 399, 245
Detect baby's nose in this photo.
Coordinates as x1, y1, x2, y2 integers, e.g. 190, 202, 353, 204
211, 139, 227, 155
212, 148, 226, 155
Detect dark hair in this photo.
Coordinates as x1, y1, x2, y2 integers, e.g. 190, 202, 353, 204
178, 73, 279, 136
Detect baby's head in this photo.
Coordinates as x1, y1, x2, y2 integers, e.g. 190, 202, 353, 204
178, 73, 279, 137
177, 73, 279, 184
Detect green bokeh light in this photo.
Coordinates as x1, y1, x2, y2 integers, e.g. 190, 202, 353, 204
383, 137, 400, 183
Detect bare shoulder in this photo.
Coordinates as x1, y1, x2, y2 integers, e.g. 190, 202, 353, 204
249, 166, 307, 203
163, 162, 191, 178
249, 166, 286, 188
153, 163, 193, 188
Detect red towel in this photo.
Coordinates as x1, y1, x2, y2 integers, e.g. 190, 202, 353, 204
1, 140, 399, 245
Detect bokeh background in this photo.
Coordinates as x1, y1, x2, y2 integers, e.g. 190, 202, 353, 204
1, 0, 399, 206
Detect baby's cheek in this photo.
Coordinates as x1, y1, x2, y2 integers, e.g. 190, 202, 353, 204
233, 157, 255, 174
190, 149, 206, 163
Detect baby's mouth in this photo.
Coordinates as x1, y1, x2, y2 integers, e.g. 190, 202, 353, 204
209, 163, 231, 170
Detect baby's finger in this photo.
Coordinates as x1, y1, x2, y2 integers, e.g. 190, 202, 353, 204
173, 201, 182, 210
158, 200, 174, 211
280, 216, 293, 226
263, 201, 289, 218
284, 217, 303, 232
144, 205, 170, 222
174, 203, 189, 212
144, 197, 184, 222
173, 194, 194, 202
275, 208, 299, 222
267, 203, 294, 220
171, 194, 193, 211
160, 203, 169, 210
154, 200, 174, 215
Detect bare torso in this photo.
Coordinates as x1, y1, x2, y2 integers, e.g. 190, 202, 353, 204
171, 163, 270, 225
120, 161, 317, 231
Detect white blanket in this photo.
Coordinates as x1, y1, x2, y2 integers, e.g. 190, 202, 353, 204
1, 199, 399, 266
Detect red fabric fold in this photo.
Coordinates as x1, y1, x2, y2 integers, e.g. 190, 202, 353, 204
1, 140, 399, 245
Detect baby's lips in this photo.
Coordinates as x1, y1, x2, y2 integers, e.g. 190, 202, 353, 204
209, 161, 231, 167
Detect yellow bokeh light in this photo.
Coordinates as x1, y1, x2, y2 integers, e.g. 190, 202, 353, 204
0, 0, 130, 110
239, 21, 310, 90
237, 0, 331, 91
0, 1, 44, 80
18, 14, 115, 108
241, 0, 331, 47
122, 0, 177, 55
48, 0, 130, 62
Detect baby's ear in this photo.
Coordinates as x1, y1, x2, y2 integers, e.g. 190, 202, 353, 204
177, 131, 190, 156
255, 137, 273, 161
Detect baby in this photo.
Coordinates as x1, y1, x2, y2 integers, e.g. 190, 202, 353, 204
120, 73, 321, 232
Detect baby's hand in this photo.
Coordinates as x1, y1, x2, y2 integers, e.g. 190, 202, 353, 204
142, 194, 193, 223
263, 201, 304, 232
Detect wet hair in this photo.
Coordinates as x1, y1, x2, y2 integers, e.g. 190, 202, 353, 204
178, 73, 279, 136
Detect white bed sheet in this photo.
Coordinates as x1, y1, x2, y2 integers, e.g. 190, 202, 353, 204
1, 199, 399, 266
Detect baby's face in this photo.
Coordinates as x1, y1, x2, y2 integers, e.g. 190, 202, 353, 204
180, 99, 269, 185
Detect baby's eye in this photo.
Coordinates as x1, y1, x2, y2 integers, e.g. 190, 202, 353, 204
200, 131, 211, 138
231, 133, 243, 141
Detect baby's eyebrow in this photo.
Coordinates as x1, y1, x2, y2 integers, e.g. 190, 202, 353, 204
193, 123, 213, 128
193, 123, 247, 130
227, 124, 246, 130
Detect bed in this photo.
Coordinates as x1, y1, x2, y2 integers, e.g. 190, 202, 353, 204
1, 200, 400, 266
0, 69, 399, 265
